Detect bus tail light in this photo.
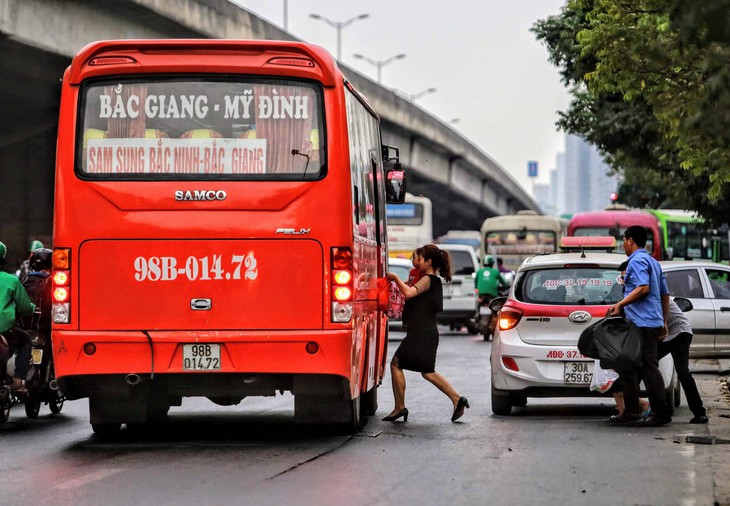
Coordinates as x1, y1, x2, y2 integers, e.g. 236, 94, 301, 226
331, 247, 353, 323
499, 309, 523, 331
52, 248, 71, 324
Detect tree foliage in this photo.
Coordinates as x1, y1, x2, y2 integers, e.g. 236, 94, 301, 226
533, 0, 730, 226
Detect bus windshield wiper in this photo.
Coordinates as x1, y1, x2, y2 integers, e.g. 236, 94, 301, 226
291, 149, 311, 178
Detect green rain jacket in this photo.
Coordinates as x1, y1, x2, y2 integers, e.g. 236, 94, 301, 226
475, 266, 508, 297
0, 271, 36, 333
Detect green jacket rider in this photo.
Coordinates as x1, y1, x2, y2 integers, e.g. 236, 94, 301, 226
475, 255, 508, 298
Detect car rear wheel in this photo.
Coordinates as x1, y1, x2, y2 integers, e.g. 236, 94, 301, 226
491, 385, 512, 416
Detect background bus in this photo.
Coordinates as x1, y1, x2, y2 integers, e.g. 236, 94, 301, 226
648, 209, 730, 263
436, 230, 481, 253
51, 39, 405, 435
386, 192, 433, 258
480, 210, 564, 273
567, 208, 662, 260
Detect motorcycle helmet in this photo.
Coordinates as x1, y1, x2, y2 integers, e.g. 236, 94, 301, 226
29, 248, 53, 271
483, 255, 494, 267
0, 241, 6, 265
29, 240, 44, 252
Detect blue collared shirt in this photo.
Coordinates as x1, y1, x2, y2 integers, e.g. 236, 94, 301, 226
623, 249, 667, 327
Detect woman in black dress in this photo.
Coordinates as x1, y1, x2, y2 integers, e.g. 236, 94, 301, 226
383, 244, 470, 422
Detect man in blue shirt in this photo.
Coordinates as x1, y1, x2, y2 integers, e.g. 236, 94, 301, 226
607, 225, 671, 426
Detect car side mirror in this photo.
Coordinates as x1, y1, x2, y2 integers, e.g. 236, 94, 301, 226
674, 296, 693, 312
489, 296, 507, 312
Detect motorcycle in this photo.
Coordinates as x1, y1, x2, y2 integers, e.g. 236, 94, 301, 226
476, 270, 514, 341
0, 328, 64, 422
22, 329, 65, 419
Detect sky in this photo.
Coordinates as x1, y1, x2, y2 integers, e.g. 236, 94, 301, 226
235, 0, 571, 195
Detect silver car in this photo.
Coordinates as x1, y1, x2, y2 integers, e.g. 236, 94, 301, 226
491, 250, 679, 415
660, 260, 730, 356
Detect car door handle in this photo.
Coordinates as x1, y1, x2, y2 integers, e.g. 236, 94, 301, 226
721, 307, 730, 312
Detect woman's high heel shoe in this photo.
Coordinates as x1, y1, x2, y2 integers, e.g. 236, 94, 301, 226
451, 397, 470, 422
382, 408, 409, 422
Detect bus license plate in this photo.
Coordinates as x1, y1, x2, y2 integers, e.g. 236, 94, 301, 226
563, 361, 592, 384
183, 344, 221, 371
31, 349, 43, 365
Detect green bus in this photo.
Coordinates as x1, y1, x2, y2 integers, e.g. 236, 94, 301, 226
648, 209, 729, 263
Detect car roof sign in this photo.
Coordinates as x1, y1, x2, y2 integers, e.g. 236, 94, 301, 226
559, 236, 617, 252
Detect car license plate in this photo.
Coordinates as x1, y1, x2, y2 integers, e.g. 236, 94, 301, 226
479, 306, 491, 315
563, 361, 592, 384
182, 344, 221, 370
31, 349, 43, 365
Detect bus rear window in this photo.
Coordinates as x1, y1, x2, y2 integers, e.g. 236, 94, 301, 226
386, 203, 423, 225
78, 78, 325, 180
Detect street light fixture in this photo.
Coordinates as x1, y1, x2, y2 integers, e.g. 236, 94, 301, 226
309, 13, 369, 61
409, 87, 437, 101
352, 53, 406, 83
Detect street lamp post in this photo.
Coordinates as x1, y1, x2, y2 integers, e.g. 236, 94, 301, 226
309, 13, 369, 61
352, 53, 406, 83
409, 87, 437, 101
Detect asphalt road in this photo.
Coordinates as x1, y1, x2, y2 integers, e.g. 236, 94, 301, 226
0, 327, 725, 506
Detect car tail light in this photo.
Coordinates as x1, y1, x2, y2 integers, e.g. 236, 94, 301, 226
52, 248, 71, 324
499, 309, 523, 330
331, 247, 353, 322
502, 357, 519, 371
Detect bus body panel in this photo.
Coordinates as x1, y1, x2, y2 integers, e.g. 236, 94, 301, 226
567, 209, 662, 260
78, 239, 323, 330
386, 192, 433, 258
480, 212, 563, 273
51, 40, 391, 426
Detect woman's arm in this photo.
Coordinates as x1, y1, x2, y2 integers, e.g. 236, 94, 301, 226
387, 272, 430, 299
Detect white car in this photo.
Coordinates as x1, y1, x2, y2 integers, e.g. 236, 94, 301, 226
490, 248, 679, 415
437, 244, 479, 333
661, 260, 730, 356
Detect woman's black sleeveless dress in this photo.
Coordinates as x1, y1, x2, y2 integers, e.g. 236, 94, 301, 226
393, 274, 443, 373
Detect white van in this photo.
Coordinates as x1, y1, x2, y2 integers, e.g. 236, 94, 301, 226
438, 244, 479, 333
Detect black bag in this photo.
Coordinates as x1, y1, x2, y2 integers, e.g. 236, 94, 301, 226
577, 317, 642, 371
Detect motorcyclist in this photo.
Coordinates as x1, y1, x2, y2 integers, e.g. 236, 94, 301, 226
0, 241, 36, 393
21, 248, 52, 334
16, 240, 44, 284
476, 256, 509, 339
476, 255, 509, 301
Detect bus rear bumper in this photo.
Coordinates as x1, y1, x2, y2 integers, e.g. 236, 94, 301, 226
53, 329, 355, 400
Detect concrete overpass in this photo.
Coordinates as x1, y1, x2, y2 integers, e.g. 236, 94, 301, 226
0, 0, 539, 266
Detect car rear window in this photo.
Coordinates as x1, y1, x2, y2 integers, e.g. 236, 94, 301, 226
448, 251, 476, 275
516, 267, 621, 305
389, 264, 411, 281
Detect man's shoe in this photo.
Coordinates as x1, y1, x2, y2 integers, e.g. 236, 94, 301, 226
690, 414, 708, 424
609, 413, 641, 424
642, 415, 671, 427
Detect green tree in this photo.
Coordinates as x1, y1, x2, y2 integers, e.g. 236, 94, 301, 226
533, 0, 730, 226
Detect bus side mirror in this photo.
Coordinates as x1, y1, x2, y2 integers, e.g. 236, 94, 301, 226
386, 164, 406, 203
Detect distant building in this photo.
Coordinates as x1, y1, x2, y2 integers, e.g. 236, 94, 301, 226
543, 134, 618, 216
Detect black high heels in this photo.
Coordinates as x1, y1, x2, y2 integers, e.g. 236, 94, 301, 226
451, 396, 470, 422
382, 408, 409, 422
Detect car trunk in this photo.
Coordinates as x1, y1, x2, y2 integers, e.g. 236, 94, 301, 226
514, 305, 609, 346
78, 239, 323, 330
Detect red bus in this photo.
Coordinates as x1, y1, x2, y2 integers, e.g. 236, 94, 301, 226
51, 40, 406, 435
567, 207, 662, 260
